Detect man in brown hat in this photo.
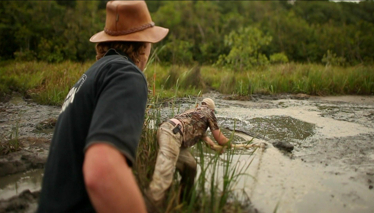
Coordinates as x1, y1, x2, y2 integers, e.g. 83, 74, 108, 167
37, 1, 168, 212
147, 98, 231, 207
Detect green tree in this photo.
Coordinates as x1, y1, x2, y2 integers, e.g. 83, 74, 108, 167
61, 1, 102, 61
216, 27, 272, 70
1, 0, 374, 65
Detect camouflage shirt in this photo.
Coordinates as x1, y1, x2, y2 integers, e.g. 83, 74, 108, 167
174, 106, 219, 148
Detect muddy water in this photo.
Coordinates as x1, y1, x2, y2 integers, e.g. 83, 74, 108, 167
159, 94, 374, 212
1, 93, 374, 213
0, 94, 59, 202
205, 94, 374, 213
0, 169, 44, 200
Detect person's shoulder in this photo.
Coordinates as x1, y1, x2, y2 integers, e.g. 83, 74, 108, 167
106, 55, 136, 67
97, 50, 137, 69
97, 54, 142, 75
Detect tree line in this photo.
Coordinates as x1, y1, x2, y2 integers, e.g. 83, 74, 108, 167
1, 0, 373, 68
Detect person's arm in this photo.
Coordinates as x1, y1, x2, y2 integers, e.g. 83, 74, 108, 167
206, 110, 230, 147
203, 136, 220, 150
83, 143, 147, 213
211, 129, 230, 146
202, 136, 225, 153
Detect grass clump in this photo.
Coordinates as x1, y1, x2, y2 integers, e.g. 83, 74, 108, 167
0, 61, 91, 105
0, 110, 23, 155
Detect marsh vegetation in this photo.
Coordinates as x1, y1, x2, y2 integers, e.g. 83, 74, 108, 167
1, 61, 373, 106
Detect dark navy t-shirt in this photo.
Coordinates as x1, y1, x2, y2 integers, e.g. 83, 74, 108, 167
37, 49, 148, 212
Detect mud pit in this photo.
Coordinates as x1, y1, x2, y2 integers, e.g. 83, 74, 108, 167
213, 93, 374, 213
0, 94, 59, 212
0, 93, 373, 212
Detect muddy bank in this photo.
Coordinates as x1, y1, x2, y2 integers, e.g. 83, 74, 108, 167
0, 95, 58, 178
1, 92, 374, 212
0, 190, 40, 213
0, 94, 59, 212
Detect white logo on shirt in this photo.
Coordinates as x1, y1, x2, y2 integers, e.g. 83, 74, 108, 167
61, 74, 87, 113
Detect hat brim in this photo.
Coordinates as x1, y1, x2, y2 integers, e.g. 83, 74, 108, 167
89, 26, 169, 43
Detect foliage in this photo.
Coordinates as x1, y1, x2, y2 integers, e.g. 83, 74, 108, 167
157, 37, 194, 65
215, 27, 272, 71
1, 1, 374, 66
0, 1, 102, 62
322, 50, 346, 66
270, 53, 289, 64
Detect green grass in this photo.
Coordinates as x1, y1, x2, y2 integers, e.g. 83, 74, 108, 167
201, 63, 374, 96
0, 61, 91, 105
1, 60, 373, 106
145, 63, 373, 103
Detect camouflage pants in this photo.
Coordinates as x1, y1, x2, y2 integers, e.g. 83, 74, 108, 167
147, 122, 197, 204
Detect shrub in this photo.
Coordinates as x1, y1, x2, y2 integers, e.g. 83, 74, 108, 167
322, 50, 346, 66
270, 52, 289, 64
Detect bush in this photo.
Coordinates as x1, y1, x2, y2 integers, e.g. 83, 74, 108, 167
270, 52, 289, 64
322, 50, 346, 66
215, 27, 272, 71
14, 50, 36, 62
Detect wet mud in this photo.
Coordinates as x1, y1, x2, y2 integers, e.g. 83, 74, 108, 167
205, 92, 374, 213
0, 94, 59, 212
0, 92, 374, 212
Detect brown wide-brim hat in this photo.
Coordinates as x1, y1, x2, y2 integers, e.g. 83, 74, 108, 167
90, 0, 169, 43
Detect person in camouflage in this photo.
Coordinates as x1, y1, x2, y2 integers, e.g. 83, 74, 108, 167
147, 98, 230, 207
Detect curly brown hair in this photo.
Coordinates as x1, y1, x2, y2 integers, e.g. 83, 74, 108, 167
95, 42, 147, 64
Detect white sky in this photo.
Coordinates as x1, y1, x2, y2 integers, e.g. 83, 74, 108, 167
330, 0, 362, 2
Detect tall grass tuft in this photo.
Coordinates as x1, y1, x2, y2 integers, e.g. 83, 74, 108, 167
0, 110, 23, 155
163, 66, 182, 90
219, 72, 237, 94
180, 66, 206, 91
